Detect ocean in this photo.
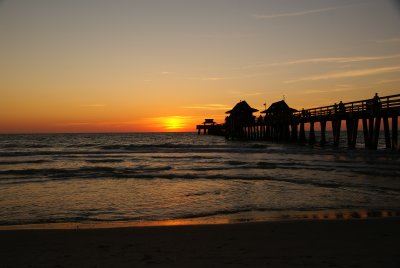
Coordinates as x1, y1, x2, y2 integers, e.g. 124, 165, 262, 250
0, 132, 399, 227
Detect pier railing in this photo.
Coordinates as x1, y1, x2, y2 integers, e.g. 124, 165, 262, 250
293, 94, 400, 119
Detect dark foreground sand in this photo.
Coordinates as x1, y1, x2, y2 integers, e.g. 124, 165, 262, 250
1, 218, 399, 267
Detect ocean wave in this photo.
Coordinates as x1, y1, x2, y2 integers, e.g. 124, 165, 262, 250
0, 215, 143, 227
0, 144, 20, 149
0, 143, 53, 149
98, 143, 272, 153
99, 143, 227, 150
0, 159, 52, 165
66, 143, 99, 148
2, 141, 399, 158
0, 165, 174, 181
225, 160, 248, 166
1, 167, 399, 196
151, 155, 218, 160
85, 159, 124, 163
0, 147, 245, 157
185, 190, 222, 197
0, 151, 103, 157
158, 205, 387, 221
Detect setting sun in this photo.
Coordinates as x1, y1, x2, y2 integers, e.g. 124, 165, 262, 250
163, 116, 188, 130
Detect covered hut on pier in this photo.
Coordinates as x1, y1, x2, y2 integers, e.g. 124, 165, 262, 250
261, 100, 297, 141
225, 100, 259, 139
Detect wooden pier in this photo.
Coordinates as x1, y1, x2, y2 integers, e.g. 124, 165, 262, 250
196, 119, 224, 135
222, 94, 400, 150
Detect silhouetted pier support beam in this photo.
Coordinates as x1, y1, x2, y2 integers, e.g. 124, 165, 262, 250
369, 117, 374, 144
392, 114, 398, 150
266, 125, 271, 139
372, 116, 381, 149
346, 118, 359, 148
309, 122, 316, 144
332, 119, 341, 147
362, 118, 370, 148
320, 121, 327, 146
197, 126, 207, 134
383, 115, 391, 149
362, 116, 382, 149
299, 122, 306, 143
291, 123, 298, 141
352, 118, 359, 148
261, 125, 267, 140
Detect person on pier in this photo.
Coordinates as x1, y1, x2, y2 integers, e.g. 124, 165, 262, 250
333, 103, 338, 114
367, 93, 382, 113
373, 93, 381, 109
339, 101, 345, 113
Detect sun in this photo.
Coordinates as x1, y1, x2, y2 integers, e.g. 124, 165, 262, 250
163, 116, 187, 130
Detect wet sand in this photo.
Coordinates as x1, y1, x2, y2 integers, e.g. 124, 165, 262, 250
1, 218, 399, 267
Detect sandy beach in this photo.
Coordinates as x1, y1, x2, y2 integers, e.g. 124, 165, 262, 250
1, 218, 399, 267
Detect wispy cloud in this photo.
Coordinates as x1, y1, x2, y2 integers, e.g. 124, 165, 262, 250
375, 78, 400, 84
303, 85, 353, 94
254, 7, 339, 19
229, 90, 264, 97
241, 54, 400, 70
282, 54, 400, 65
369, 37, 400, 43
56, 120, 137, 127
286, 66, 400, 83
185, 74, 258, 81
191, 72, 271, 81
243, 92, 263, 96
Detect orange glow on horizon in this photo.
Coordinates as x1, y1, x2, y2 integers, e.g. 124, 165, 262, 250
163, 116, 188, 130
0, 112, 229, 133
146, 116, 202, 133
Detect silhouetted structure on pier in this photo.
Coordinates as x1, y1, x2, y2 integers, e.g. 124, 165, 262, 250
261, 100, 297, 141
225, 101, 258, 139
219, 93, 400, 150
196, 119, 224, 135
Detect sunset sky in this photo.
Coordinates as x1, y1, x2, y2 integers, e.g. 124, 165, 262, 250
1, 0, 400, 133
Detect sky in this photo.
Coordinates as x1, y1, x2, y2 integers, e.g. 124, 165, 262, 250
1, 0, 400, 133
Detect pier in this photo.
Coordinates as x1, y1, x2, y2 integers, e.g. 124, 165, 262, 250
196, 119, 224, 135
199, 94, 400, 150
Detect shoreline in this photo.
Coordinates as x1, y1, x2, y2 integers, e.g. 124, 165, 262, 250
1, 208, 399, 231
1, 217, 399, 267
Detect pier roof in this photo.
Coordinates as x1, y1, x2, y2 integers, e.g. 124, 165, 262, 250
225, 100, 259, 114
261, 100, 297, 114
